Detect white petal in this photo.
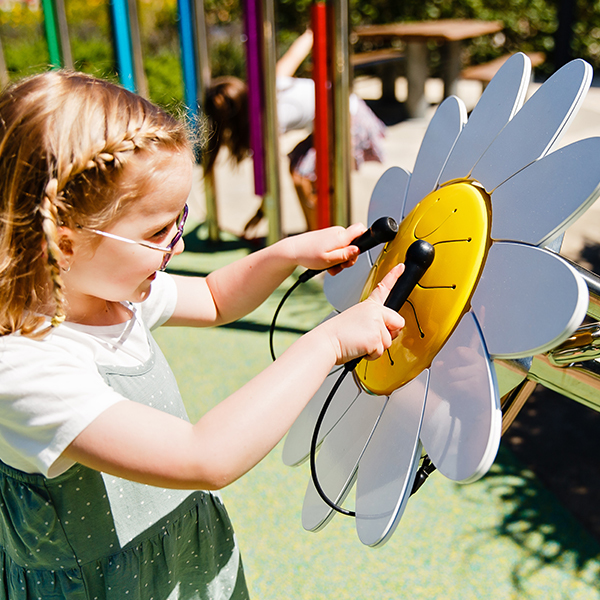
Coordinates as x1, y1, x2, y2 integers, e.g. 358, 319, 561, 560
367, 166, 410, 227
471, 59, 592, 192
420, 312, 501, 483
355, 370, 428, 547
323, 252, 372, 312
403, 96, 467, 218
491, 137, 600, 246
439, 53, 530, 184
282, 364, 362, 467
301, 389, 387, 532
471, 242, 589, 358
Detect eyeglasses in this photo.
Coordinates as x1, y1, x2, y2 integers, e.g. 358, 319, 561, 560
80, 204, 188, 271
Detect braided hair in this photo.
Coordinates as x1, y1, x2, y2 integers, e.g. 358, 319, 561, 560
0, 70, 190, 337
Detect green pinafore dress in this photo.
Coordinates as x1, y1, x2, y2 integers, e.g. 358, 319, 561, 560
0, 332, 249, 599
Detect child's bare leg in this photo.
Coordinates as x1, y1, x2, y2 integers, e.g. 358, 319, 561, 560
292, 172, 318, 231
243, 199, 265, 238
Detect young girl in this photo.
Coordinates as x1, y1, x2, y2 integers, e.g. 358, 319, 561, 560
0, 70, 404, 599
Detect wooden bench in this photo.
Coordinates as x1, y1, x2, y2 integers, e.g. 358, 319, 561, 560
351, 48, 404, 102
461, 52, 545, 88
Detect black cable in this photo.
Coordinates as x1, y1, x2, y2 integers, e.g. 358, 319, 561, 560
269, 278, 303, 361
307, 239, 436, 516
309, 363, 357, 517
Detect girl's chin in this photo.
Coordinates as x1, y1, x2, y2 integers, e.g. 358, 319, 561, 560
133, 277, 154, 302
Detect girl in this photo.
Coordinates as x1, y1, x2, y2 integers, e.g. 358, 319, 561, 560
0, 70, 404, 599
205, 29, 386, 233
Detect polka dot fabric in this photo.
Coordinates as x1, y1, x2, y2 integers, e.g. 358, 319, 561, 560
0, 333, 249, 599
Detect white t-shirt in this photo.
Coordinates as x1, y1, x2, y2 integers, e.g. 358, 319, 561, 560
0, 271, 178, 478
276, 76, 360, 134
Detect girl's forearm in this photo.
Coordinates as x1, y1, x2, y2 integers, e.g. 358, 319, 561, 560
169, 228, 362, 328
189, 326, 336, 488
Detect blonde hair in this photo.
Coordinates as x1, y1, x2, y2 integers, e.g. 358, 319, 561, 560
0, 70, 190, 338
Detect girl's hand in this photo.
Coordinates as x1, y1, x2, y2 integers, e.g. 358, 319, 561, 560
314, 264, 406, 365
285, 223, 368, 274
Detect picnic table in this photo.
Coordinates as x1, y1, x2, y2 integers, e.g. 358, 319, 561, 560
354, 19, 504, 117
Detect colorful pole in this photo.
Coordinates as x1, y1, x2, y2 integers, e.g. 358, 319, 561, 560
177, 0, 198, 121
312, 0, 332, 229
242, 0, 266, 196
109, 0, 136, 91
40, 0, 72, 69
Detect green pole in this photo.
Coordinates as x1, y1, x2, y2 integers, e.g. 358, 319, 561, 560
40, 0, 72, 69
40, 0, 62, 68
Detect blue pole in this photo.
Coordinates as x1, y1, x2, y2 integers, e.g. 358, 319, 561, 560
110, 0, 136, 92
177, 0, 198, 122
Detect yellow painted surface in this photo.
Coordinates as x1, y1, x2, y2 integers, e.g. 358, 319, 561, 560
356, 180, 491, 395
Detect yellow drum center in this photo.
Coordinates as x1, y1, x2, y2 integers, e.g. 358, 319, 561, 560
356, 180, 491, 395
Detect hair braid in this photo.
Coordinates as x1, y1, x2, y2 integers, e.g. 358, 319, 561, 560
0, 70, 191, 337
37, 179, 67, 329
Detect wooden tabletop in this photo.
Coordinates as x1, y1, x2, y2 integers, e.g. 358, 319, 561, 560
354, 19, 503, 42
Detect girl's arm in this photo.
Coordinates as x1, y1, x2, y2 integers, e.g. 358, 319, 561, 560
275, 29, 314, 78
166, 224, 367, 327
62, 265, 405, 490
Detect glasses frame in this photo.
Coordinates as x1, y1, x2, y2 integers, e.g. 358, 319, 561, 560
80, 204, 188, 271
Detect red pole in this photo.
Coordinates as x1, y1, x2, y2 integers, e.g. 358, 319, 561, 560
311, 1, 331, 229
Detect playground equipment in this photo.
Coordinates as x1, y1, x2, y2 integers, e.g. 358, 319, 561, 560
282, 53, 600, 546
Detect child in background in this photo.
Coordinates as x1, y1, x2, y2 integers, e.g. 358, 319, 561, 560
0, 70, 404, 599
205, 29, 386, 234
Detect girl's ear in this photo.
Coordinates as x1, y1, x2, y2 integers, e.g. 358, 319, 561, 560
57, 227, 75, 272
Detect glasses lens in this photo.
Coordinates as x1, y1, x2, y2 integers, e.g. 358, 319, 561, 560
159, 205, 188, 271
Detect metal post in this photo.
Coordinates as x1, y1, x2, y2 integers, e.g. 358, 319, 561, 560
331, 0, 351, 226
260, 0, 282, 244
127, 0, 148, 98
0, 36, 9, 89
193, 0, 220, 242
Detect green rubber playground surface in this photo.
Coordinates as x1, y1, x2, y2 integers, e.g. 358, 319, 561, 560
154, 224, 600, 600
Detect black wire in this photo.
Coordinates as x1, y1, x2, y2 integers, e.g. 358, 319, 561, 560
309, 364, 357, 517
269, 278, 304, 361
